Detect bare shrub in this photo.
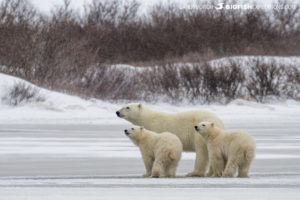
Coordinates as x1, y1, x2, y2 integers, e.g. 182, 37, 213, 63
214, 62, 245, 103
141, 62, 245, 104
0, 0, 40, 79
143, 64, 183, 102
179, 64, 202, 101
79, 65, 143, 100
2, 82, 45, 106
246, 60, 285, 102
283, 66, 300, 99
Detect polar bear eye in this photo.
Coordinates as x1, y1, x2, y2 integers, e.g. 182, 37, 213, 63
126, 107, 130, 109
131, 128, 134, 130
202, 124, 205, 127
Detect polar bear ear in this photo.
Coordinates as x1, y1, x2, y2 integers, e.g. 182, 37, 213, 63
138, 103, 142, 109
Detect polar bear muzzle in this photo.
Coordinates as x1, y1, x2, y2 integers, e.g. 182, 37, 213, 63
124, 129, 129, 135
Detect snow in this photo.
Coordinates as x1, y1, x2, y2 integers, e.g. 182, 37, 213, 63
0, 188, 299, 200
1, 121, 299, 199
112, 55, 300, 71
0, 136, 299, 159
210, 56, 300, 68
0, 73, 121, 124
1, 56, 300, 125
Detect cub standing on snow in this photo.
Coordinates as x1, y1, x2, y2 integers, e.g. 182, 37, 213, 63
116, 103, 225, 177
124, 126, 182, 178
195, 122, 255, 178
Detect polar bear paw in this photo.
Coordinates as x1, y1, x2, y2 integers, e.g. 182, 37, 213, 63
142, 173, 151, 178
185, 171, 205, 177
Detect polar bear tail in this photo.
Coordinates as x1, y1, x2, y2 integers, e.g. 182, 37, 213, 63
245, 148, 255, 162
168, 149, 181, 162
168, 151, 177, 161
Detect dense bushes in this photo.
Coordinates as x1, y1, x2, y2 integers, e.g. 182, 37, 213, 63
68, 61, 299, 104
136, 61, 299, 104
0, 0, 299, 104
1, 0, 300, 67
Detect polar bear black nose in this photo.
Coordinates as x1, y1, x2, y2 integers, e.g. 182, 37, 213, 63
116, 111, 120, 117
194, 126, 199, 131
124, 129, 129, 135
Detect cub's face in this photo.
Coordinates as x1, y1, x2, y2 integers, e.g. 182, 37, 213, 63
194, 122, 214, 138
124, 126, 144, 145
116, 103, 142, 120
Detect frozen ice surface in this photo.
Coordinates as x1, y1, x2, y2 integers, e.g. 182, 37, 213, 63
0, 123, 299, 199
0, 188, 299, 200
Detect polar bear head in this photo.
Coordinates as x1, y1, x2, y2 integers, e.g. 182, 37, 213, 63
194, 121, 214, 138
116, 103, 143, 122
124, 126, 144, 145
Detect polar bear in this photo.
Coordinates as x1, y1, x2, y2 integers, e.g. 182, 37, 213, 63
116, 103, 225, 177
195, 122, 255, 177
124, 126, 182, 178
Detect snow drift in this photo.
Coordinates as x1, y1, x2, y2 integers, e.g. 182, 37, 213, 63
1, 56, 300, 125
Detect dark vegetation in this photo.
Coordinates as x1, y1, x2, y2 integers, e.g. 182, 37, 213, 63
0, 0, 299, 104
1, 82, 45, 106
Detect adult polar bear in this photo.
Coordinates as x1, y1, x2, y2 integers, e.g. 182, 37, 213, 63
116, 103, 225, 176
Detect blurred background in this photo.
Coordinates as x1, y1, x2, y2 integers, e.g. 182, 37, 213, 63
0, 0, 299, 105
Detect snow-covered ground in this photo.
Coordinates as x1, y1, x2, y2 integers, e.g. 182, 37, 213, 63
0, 122, 299, 199
1, 188, 299, 200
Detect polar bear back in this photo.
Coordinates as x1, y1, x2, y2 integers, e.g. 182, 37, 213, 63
140, 131, 182, 157
146, 110, 225, 132
136, 130, 183, 165
214, 130, 255, 160
153, 132, 183, 158
117, 103, 225, 153
142, 109, 225, 151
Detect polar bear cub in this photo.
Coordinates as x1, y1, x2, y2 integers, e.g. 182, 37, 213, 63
124, 126, 182, 178
195, 122, 255, 178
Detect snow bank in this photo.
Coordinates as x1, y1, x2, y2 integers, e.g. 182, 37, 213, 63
112, 55, 300, 71
0, 73, 121, 124
0, 55, 300, 124
210, 56, 300, 68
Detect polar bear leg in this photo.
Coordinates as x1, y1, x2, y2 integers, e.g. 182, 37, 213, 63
206, 164, 214, 177
238, 161, 250, 178
151, 159, 165, 178
223, 156, 238, 177
186, 135, 207, 177
142, 154, 154, 178
210, 153, 224, 177
238, 149, 254, 178
165, 162, 178, 178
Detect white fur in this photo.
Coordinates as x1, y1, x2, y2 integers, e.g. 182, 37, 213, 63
195, 122, 255, 178
125, 126, 182, 178
117, 103, 225, 177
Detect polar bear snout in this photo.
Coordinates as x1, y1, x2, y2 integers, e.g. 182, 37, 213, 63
124, 129, 129, 135
116, 111, 121, 117
194, 126, 200, 132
